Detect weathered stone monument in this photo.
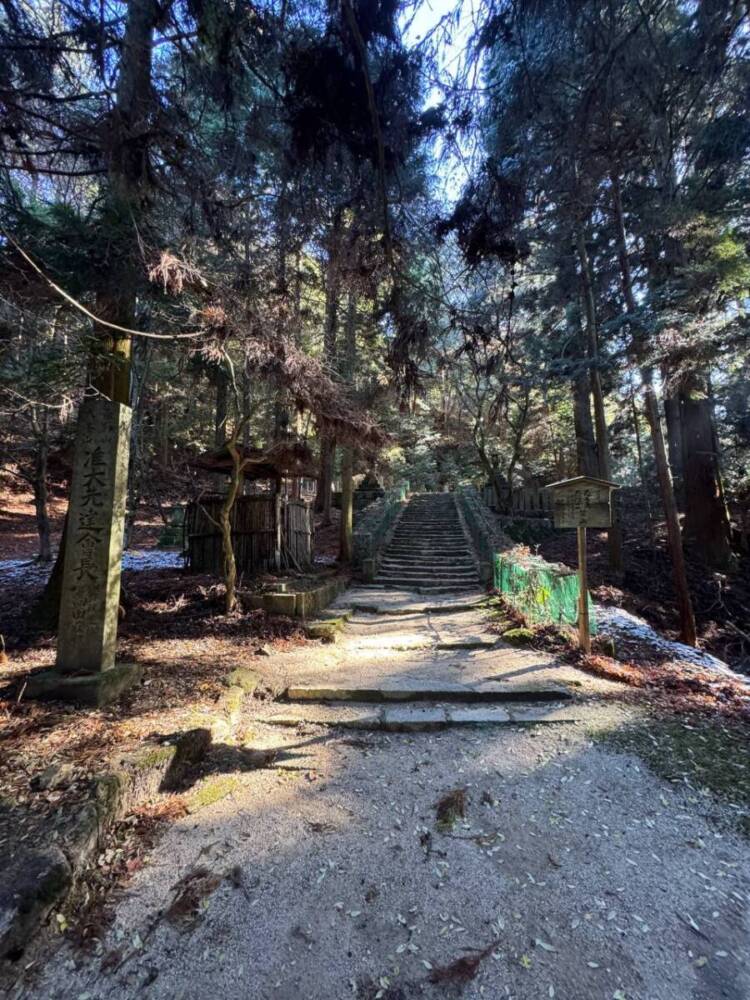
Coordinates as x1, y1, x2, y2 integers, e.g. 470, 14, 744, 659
27, 397, 141, 705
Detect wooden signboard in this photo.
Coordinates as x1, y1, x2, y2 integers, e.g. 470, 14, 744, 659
545, 476, 620, 653
547, 476, 616, 529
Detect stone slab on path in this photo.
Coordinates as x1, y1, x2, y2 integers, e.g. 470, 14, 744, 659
332, 587, 488, 616
286, 681, 573, 703
265, 700, 582, 731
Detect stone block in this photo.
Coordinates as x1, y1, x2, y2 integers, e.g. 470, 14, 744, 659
23, 662, 143, 707
383, 706, 448, 732
263, 592, 296, 615
225, 667, 259, 693
0, 727, 210, 961
446, 706, 511, 726
304, 622, 339, 642
57, 397, 131, 675
0, 845, 71, 959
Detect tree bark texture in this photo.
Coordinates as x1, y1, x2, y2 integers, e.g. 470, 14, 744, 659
339, 293, 357, 561
29, 405, 52, 562
575, 227, 623, 570
663, 390, 685, 506
609, 175, 696, 643
316, 219, 341, 523
679, 374, 732, 568
642, 369, 697, 645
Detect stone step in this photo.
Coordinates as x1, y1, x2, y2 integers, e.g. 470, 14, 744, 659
388, 539, 466, 546
286, 682, 571, 702
381, 559, 477, 578
384, 552, 469, 561
376, 569, 479, 580
390, 533, 466, 540
265, 700, 580, 732
347, 597, 487, 616
375, 580, 480, 591
397, 520, 461, 526
392, 523, 464, 530
382, 548, 473, 556
377, 584, 480, 594
380, 557, 477, 576
386, 542, 468, 550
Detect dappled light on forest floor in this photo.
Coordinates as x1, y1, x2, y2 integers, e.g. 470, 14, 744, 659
16, 711, 750, 1000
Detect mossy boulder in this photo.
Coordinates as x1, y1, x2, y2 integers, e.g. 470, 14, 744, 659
501, 627, 536, 647
305, 622, 338, 642
225, 668, 260, 694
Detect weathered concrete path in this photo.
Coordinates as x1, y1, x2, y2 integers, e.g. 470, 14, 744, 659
266, 586, 621, 731
17, 587, 750, 1000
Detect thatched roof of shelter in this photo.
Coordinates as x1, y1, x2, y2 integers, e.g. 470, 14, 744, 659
191, 440, 317, 481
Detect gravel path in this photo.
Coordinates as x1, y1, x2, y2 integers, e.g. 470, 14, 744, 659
14, 588, 750, 1000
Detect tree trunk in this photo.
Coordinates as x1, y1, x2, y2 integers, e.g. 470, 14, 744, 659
340, 446, 353, 561
663, 390, 684, 507
630, 387, 655, 543
679, 374, 732, 568
221, 438, 246, 614
158, 399, 170, 466
32, 512, 67, 629
339, 293, 357, 562
214, 368, 228, 447
32, 407, 52, 562
642, 369, 697, 645
91, 0, 160, 403
568, 305, 599, 478
124, 338, 151, 549
316, 218, 341, 523
575, 227, 623, 570
609, 174, 695, 641
572, 371, 599, 478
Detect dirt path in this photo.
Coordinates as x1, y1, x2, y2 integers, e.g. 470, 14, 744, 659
14, 588, 750, 1000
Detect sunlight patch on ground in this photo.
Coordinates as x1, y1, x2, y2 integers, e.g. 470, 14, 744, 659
595, 605, 749, 686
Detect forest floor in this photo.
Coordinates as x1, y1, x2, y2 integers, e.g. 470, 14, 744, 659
6, 585, 750, 1000
0, 483, 345, 933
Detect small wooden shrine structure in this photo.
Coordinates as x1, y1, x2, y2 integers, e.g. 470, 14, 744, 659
185, 441, 317, 575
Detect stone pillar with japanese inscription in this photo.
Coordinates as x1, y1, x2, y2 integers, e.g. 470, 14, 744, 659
24, 396, 142, 705
56, 397, 131, 674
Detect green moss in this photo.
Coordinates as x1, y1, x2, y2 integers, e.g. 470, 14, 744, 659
305, 622, 339, 642
221, 686, 245, 715
226, 668, 259, 693
94, 773, 126, 810
501, 627, 536, 646
130, 746, 176, 771
599, 715, 750, 838
187, 774, 244, 812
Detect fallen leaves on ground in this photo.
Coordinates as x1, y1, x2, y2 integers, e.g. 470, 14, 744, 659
434, 787, 466, 832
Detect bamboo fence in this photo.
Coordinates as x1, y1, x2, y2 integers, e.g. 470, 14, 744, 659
185, 495, 313, 575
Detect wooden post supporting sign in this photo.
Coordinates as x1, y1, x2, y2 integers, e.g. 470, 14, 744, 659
576, 525, 590, 653
547, 476, 620, 654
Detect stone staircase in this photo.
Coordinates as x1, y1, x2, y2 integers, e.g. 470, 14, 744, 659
374, 493, 480, 593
